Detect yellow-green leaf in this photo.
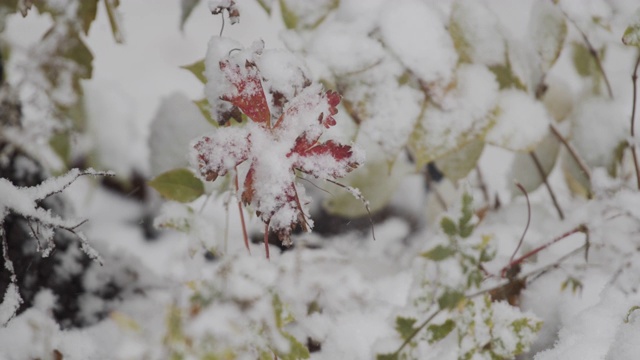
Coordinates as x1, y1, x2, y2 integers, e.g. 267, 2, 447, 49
395, 316, 418, 341
323, 158, 412, 218
528, 0, 567, 72
437, 290, 465, 310
622, 8, 640, 47
104, 0, 124, 43
435, 139, 484, 182
427, 319, 456, 343
421, 245, 456, 261
181, 59, 206, 84
440, 217, 457, 237
78, 0, 99, 35
149, 168, 205, 203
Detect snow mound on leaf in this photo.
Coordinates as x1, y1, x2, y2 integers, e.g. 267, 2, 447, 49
378, 0, 457, 87
148, 92, 212, 177
486, 89, 550, 152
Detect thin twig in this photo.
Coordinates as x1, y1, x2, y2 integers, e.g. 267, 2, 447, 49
549, 123, 591, 181
391, 309, 443, 356
219, 10, 225, 37
563, 13, 613, 98
530, 151, 565, 220
503, 224, 587, 273
629, 54, 640, 189
510, 183, 531, 264
476, 166, 490, 204
264, 222, 270, 260
324, 177, 376, 241
234, 168, 250, 254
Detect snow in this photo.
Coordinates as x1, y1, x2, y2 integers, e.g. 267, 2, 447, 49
378, 0, 457, 88
486, 89, 551, 152
5, 0, 640, 359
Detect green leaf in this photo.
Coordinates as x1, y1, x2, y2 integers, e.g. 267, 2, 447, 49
181, 59, 207, 84
437, 290, 465, 310
395, 316, 418, 341
489, 62, 527, 91
435, 139, 484, 182
148, 168, 205, 203
278, 0, 298, 29
256, 0, 272, 14
421, 245, 456, 261
622, 8, 640, 47
560, 277, 583, 294
449, 0, 505, 66
104, 0, 124, 43
376, 354, 398, 360
440, 217, 457, 237
279, 333, 310, 360
323, 158, 412, 218
625, 306, 640, 323
180, 0, 201, 31
78, 0, 99, 35
50, 133, 71, 165
528, 0, 567, 72
459, 193, 473, 227
572, 42, 599, 78
427, 319, 456, 343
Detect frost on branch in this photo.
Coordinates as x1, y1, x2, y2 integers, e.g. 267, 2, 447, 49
0, 168, 111, 324
192, 39, 363, 244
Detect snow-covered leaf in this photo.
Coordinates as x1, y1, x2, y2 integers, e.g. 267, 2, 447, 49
409, 64, 498, 166
528, 0, 567, 72
149, 93, 213, 176
278, 0, 338, 30
449, 0, 505, 66
148, 168, 205, 203
485, 89, 551, 152
379, 0, 457, 86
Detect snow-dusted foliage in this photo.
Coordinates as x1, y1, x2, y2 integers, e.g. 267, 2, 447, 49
191, 38, 363, 246
7, 0, 640, 359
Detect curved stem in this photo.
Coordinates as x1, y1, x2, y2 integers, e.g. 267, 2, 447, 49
510, 183, 531, 264
630, 54, 640, 189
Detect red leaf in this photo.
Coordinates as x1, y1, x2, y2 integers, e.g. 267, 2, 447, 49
294, 140, 360, 178
219, 59, 271, 125
241, 164, 256, 205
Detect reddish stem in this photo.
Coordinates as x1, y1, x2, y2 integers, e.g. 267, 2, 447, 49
264, 222, 270, 260
501, 225, 587, 277
234, 168, 250, 254
509, 183, 531, 264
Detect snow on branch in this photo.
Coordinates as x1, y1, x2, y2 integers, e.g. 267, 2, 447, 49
0, 168, 112, 325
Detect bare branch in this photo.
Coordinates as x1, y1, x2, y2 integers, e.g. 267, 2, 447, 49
530, 151, 565, 220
